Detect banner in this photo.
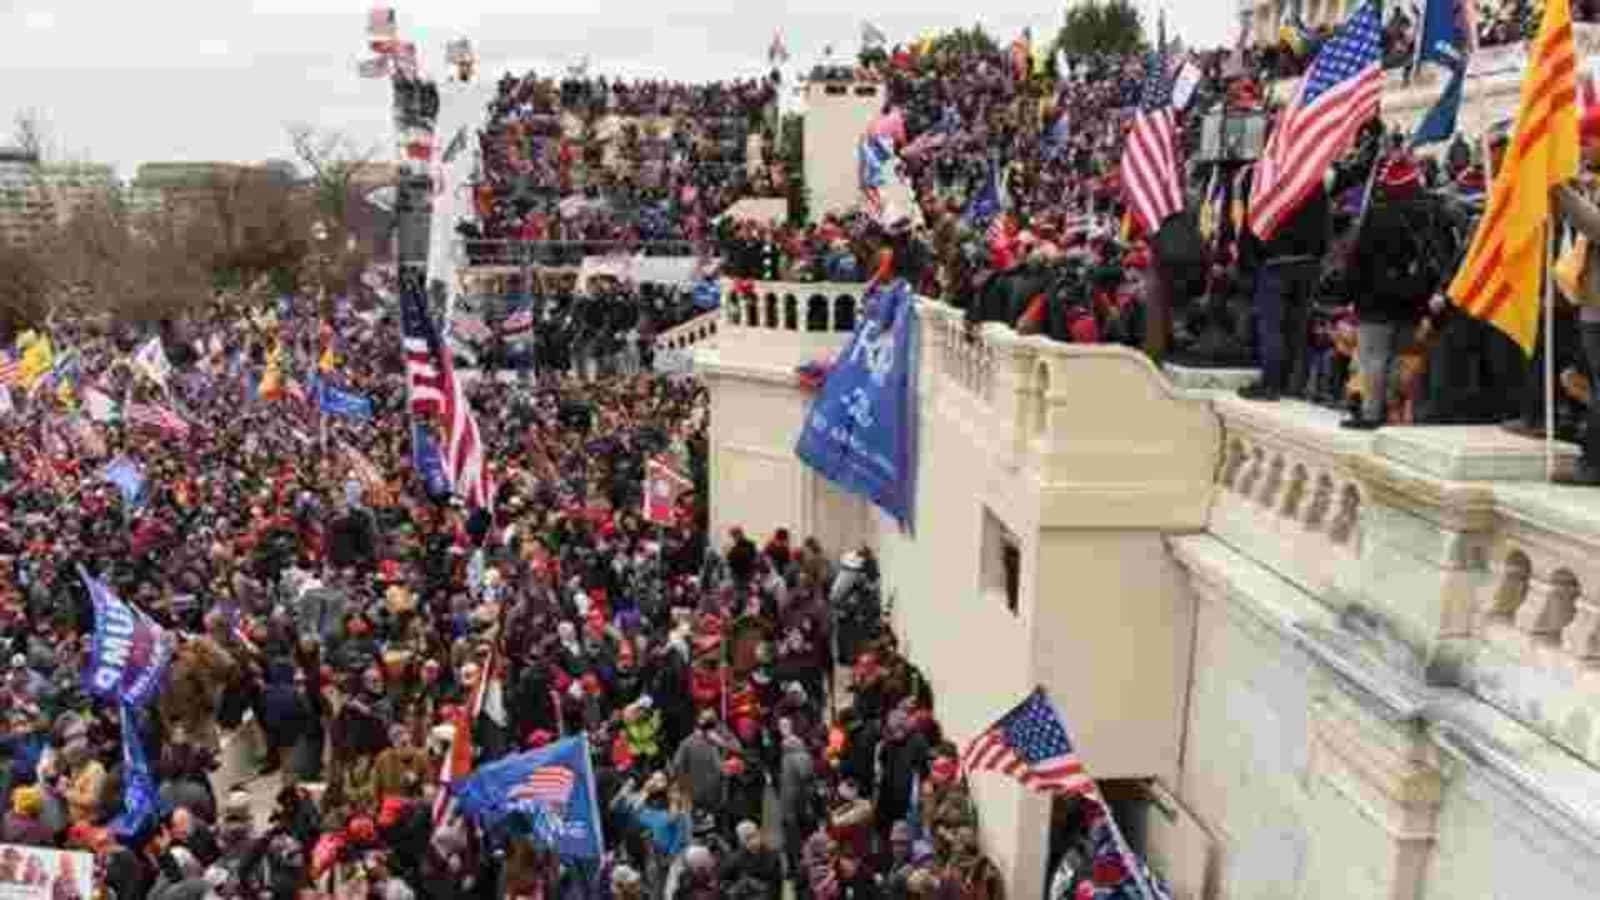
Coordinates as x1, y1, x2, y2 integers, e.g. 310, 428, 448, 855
794, 278, 918, 527
315, 378, 375, 420
412, 424, 452, 500
0, 844, 93, 900
100, 456, 146, 508
111, 705, 159, 838
454, 735, 606, 858
133, 337, 172, 386
78, 568, 176, 708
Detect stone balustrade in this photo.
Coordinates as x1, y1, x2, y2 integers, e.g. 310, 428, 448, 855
721, 280, 861, 336
653, 310, 719, 353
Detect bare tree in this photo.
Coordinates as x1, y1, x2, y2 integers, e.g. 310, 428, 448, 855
287, 123, 380, 237
11, 109, 50, 160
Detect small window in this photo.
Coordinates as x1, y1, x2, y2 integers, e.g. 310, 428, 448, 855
982, 510, 1021, 616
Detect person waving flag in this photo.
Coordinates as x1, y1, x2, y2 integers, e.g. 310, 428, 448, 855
1249, 1, 1384, 241
1120, 49, 1184, 237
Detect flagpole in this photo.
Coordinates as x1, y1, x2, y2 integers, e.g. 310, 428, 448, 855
1546, 220, 1558, 482
1041, 689, 1161, 900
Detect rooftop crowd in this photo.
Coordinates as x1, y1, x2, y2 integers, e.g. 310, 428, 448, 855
458, 73, 783, 267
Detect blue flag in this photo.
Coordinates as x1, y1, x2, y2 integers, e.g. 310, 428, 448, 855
314, 377, 374, 420
794, 278, 917, 527
454, 735, 606, 859
963, 159, 1003, 226
412, 424, 452, 500
691, 277, 722, 311
1412, 0, 1469, 77
100, 456, 146, 507
1412, 64, 1466, 147
80, 568, 177, 708
111, 704, 160, 838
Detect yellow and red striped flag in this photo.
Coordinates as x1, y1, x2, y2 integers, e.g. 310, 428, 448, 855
1447, 0, 1580, 355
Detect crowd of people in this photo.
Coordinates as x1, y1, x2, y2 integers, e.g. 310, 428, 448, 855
459, 73, 784, 267
0, 266, 1056, 899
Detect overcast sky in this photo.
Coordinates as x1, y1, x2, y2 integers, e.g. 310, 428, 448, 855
0, 0, 1237, 180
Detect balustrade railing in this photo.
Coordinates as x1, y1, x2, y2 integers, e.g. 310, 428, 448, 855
654, 311, 719, 353
721, 282, 861, 336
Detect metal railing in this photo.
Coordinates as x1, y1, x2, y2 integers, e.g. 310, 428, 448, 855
458, 239, 699, 267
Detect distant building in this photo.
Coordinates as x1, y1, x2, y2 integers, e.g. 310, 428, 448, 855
125, 160, 297, 221
0, 147, 114, 247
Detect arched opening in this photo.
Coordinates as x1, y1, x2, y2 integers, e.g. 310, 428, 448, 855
834, 295, 857, 333
806, 295, 830, 332
783, 294, 800, 331
763, 293, 780, 328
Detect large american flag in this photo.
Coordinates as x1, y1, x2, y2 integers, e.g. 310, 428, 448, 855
1249, 0, 1383, 241
399, 274, 493, 509
1120, 51, 1184, 236
961, 688, 1095, 795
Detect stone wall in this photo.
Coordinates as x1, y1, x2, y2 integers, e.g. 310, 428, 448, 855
699, 285, 1600, 898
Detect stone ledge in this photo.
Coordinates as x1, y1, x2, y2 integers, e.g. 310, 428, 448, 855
1375, 426, 1580, 483
1162, 364, 1260, 393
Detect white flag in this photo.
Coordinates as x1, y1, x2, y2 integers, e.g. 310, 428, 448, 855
133, 337, 172, 386
1171, 59, 1203, 110
82, 386, 118, 423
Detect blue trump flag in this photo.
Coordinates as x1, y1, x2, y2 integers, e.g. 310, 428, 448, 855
100, 456, 146, 507
454, 735, 606, 859
314, 377, 374, 420
111, 704, 159, 838
1412, 0, 1469, 77
794, 278, 917, 527
963, 159, 1003, 226
79, 567, 177, 708
412, 424, 452, 500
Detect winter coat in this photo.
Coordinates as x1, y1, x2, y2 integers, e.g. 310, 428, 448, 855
1349, 196, 1440, 323
778, 740, 817, 830
671, 731, 724, 814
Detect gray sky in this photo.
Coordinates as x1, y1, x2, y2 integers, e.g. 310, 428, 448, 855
0, 0, 1237, 180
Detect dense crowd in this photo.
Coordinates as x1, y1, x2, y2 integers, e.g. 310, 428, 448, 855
0, 273, 1058, 899
459, 73, 783, 266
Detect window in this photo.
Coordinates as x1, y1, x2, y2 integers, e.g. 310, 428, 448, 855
981, 510, 1021, 616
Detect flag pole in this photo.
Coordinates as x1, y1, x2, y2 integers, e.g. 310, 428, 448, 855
1546, 219, 1558, 482
1040, 688, 1161, 900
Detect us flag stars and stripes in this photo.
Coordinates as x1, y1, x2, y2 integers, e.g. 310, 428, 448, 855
960, 688, 1094, 796
1249, 0, 1384, 241
399, 274, 493, 510
1120, 50, 1184, 236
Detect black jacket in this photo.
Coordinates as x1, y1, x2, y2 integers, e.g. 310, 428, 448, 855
1350, 197, 1435, 323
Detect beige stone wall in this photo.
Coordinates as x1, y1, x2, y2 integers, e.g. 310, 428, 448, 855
700, 286, 1600, 899
803, 82, 884, 220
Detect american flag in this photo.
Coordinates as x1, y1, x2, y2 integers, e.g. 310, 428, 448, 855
125, 401, 192, 438
961, 688, 1095, 796
1120, 51, 1184, 236
450, 312, 492, 342
500, 308, 535, 335
0, 351, 21, 388
507, 765, 577, 811
399, 273, 493, 509
1249, 0, 1383, 241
